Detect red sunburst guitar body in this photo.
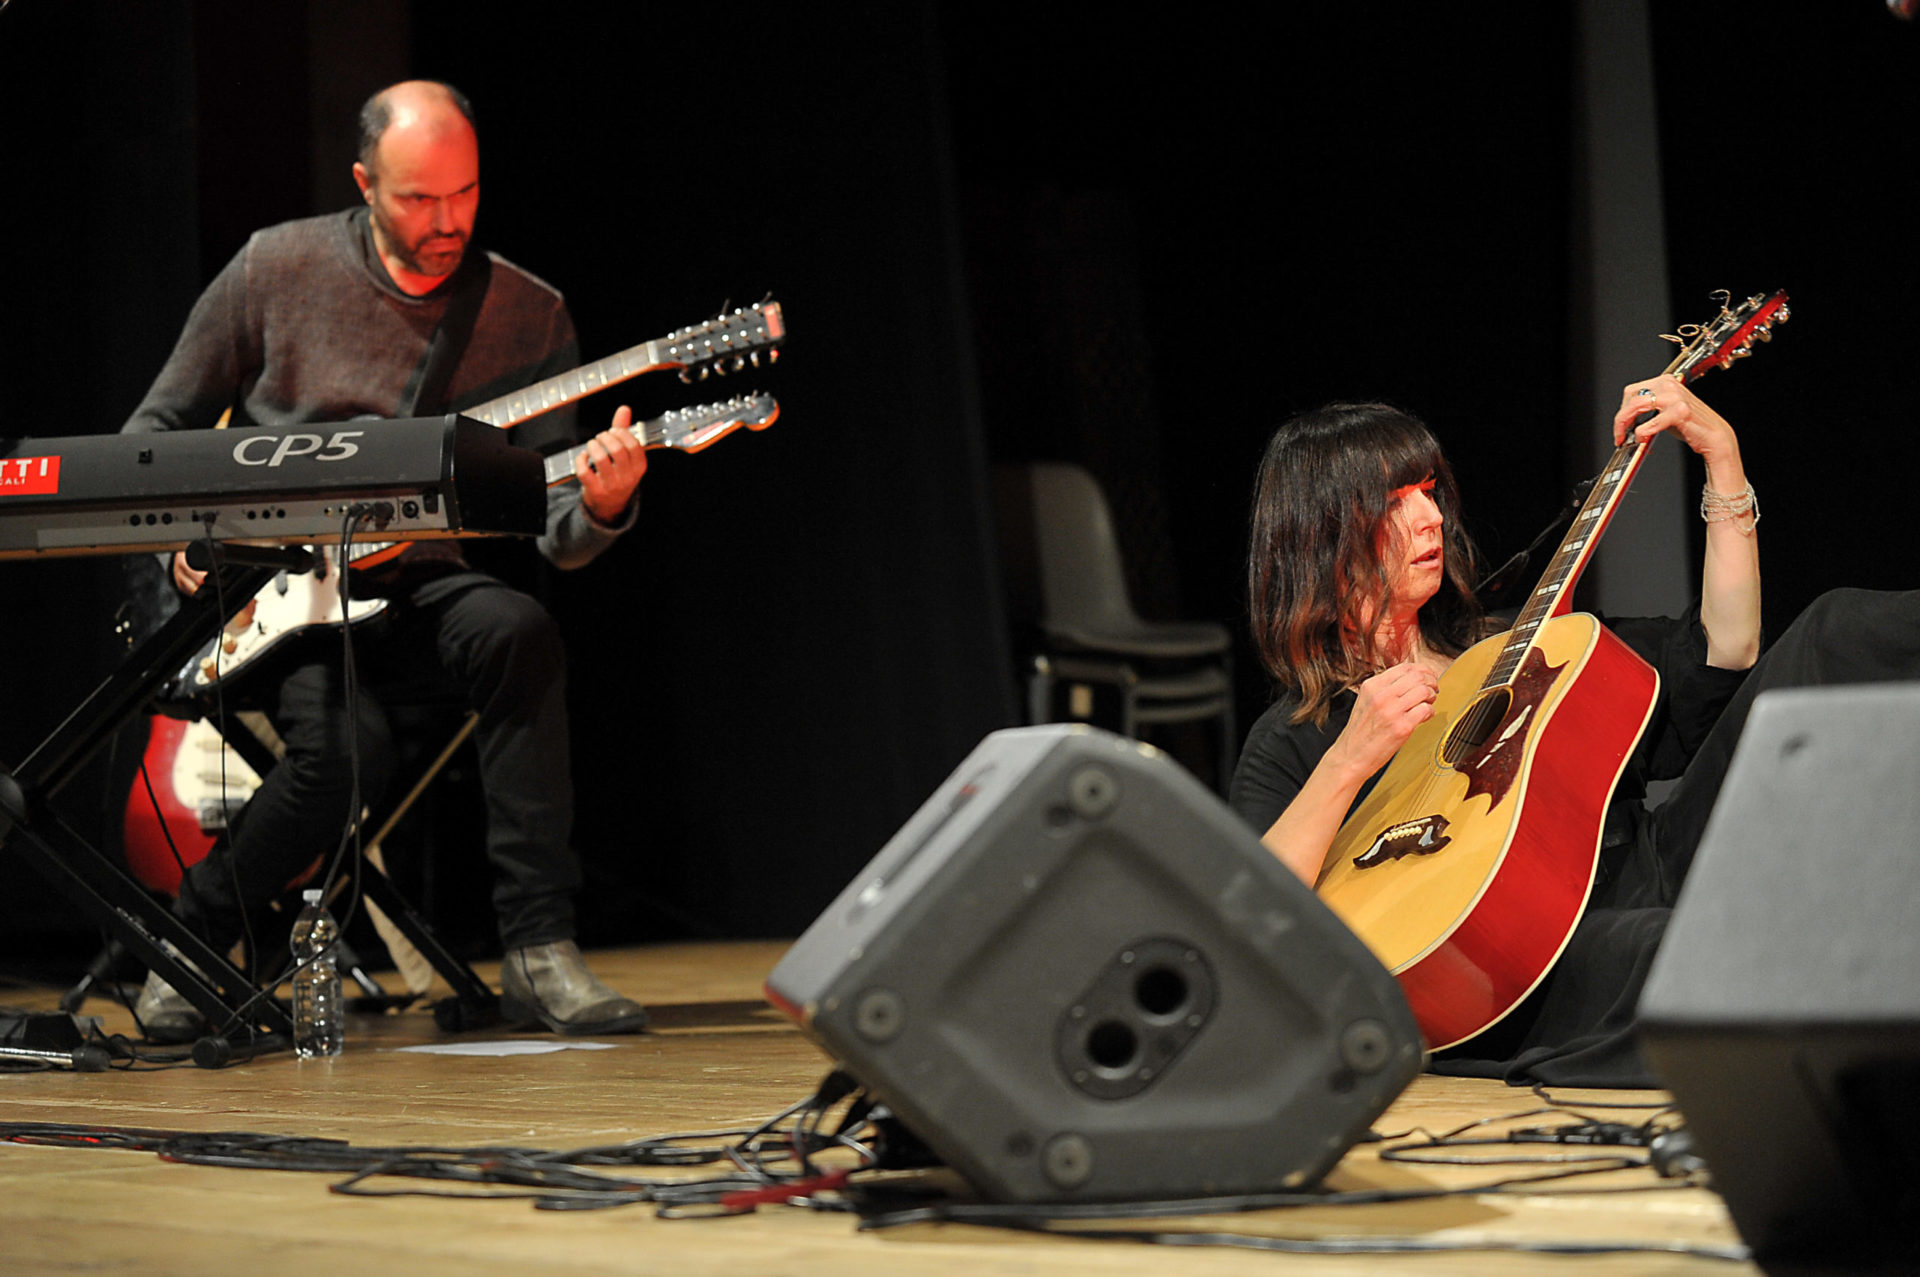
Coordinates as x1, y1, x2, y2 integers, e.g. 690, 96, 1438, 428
1315, 289, 1790, 1049
1316, 614, 1657, 1048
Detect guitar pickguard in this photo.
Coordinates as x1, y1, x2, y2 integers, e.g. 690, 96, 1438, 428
178, 557, 388, 693
1456, 646, 1564, 810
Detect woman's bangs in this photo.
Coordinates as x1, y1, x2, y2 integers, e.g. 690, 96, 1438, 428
1377, 425, 1442, 493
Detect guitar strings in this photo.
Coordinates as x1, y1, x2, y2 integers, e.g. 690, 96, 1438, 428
1359, 635, 1536, 866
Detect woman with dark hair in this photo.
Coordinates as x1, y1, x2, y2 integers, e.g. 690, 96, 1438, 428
1226, 379, 1810, 1085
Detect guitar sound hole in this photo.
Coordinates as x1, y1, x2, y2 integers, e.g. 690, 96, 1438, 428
1442, 689, 1512, 765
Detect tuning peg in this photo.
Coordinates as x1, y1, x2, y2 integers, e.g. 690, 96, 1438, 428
678, 369, 692, 384
1731, 345, 1751, 359
1755, 325, 1772, 342
769, 347, 780, 364
697, 365, 711, 381
749, 351, 761, 368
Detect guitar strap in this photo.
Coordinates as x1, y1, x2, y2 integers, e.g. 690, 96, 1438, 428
397, 249, 494, 417
363, 250, 495, 594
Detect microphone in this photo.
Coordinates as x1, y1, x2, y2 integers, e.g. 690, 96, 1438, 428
0, 1042, 112, 1072
192, 1032, 291, 1068
0, 1009, 112, 1071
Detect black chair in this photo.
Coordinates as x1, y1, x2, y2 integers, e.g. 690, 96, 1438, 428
995, 462, 1237, 792
206, 694, 504, 1030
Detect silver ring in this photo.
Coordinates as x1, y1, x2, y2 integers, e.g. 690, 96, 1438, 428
1637, 387, 1655, 398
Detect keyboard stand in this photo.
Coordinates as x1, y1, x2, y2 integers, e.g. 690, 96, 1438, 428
0, 547, 312, 1049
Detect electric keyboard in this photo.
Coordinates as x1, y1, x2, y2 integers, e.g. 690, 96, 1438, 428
0, 415, 546, 560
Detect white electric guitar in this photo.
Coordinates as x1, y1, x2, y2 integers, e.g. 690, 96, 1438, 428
177, 387, 780, 693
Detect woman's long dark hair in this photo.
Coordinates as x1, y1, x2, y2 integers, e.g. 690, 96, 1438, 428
1248, 402, 1483, 724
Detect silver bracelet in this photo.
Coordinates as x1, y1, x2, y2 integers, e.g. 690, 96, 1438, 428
1700, 479, 1759, 535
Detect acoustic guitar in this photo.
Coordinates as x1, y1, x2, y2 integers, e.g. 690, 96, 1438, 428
1315, 290, 1790, 1049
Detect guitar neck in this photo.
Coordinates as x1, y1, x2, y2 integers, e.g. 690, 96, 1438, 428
1484, 433, 1654, 687
1478, 289, 1788, 690
539, 412, 681, 486
463, 339, 679, 430
460, 300, 784, 431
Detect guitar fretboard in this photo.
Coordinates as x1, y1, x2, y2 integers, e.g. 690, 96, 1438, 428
1483, 436, 1648, 689
538, 412, 680, 485
465, 341, 671, 428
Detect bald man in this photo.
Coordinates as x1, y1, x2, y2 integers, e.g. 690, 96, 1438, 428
124, 81, 650, 1040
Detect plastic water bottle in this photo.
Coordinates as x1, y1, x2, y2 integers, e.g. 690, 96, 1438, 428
290, 889, 344, 1058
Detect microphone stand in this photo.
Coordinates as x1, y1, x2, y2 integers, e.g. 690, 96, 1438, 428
1474, 478, 1594, 609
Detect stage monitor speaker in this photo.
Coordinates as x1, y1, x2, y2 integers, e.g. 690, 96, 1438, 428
1640, 684, 1920, 1267
765, 724, 1422, 1203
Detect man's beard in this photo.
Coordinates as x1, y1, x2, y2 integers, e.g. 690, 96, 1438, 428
371, 206, 467, 279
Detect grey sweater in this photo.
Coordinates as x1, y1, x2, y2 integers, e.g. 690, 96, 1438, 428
123, 208, 630, 570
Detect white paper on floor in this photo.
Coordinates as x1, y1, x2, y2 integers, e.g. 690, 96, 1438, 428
392, 1040, 622, 1056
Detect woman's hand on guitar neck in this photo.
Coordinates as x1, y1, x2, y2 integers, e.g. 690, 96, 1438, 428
576, 405, 649, 524
1613, 376, 1761, 670
1613, 376, 1742, 475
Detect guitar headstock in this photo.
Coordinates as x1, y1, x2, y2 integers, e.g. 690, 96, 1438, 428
652, 392, 781, 453
1665, 289, 1790, 384
664, 299, 785, 383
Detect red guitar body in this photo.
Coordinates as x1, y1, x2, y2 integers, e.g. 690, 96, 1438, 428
122, 716, 217, 895
1316, 615, 1659, 1048
1395, 626, 1661, 1046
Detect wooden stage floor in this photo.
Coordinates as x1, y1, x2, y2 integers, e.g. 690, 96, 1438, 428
1, 940, 1752, 1275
